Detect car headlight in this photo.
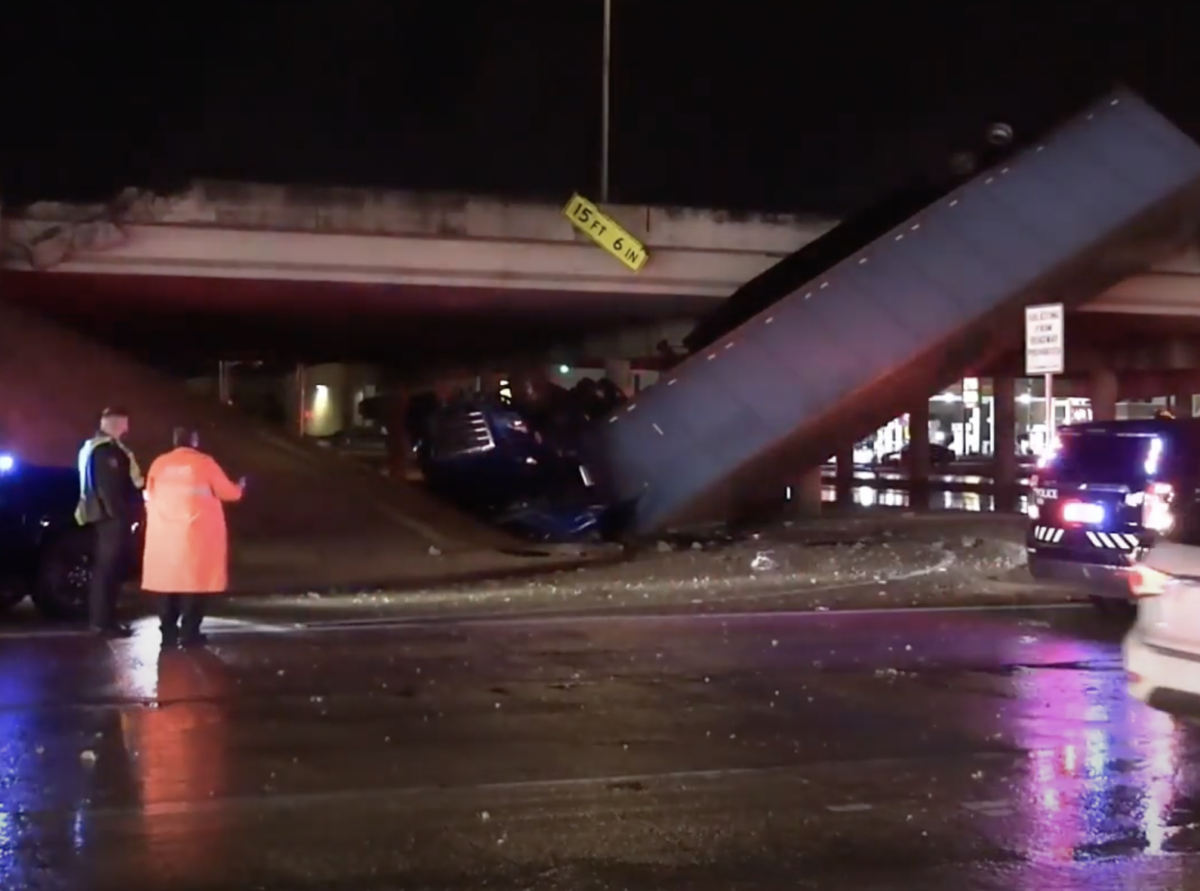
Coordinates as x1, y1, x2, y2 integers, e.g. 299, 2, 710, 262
0, 454, 15, 473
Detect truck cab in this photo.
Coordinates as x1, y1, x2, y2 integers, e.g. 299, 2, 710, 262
418, 396, 613, 541
1027, 418, 1200, 611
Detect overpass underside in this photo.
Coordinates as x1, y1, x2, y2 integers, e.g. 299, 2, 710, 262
587, 90, 1200, 534
0, 271, 712, 372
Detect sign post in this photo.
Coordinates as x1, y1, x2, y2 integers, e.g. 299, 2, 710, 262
1024, 303, 1065, 448
600, 0, 612, 201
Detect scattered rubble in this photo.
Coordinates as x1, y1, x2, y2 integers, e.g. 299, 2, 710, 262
217, 512, 1061, 624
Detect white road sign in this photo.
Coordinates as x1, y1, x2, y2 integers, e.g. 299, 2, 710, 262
1025, 303, 1064, 376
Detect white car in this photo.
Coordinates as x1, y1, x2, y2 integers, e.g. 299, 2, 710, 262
1124, 542, 1200, 718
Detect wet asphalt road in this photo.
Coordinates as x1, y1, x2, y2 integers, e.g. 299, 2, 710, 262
1, 602, 1199, 889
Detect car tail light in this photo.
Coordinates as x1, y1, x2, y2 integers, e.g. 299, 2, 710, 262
1062, 501, 1104, 524
1143, 482, 1175, 533
1129, 564, 1172, 598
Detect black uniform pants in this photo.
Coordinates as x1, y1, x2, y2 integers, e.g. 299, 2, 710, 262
159, 595, 207, 638
88, 518, 131, 629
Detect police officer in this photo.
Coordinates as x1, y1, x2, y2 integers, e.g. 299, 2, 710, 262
75, 407, 143, 638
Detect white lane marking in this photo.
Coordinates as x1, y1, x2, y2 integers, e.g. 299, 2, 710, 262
0, 628, 92, 639
826, 803, 873, 813
289, 600, 1092, 634
962, 799, 1015, 816
962, 800, 1011, 810
0, 598, 1089, 641
0, 616, 289, 640
0, 598, 1090, 641
82, 751, 1017, 822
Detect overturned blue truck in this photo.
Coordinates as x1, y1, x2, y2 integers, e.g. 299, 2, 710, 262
401, 377, 629, 542
412, 90, 1200, 541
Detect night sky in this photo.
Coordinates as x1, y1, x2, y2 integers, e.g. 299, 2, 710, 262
4, 3, 1200, 214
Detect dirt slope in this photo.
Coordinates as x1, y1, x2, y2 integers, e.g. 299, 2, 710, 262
0, 293, 515, 555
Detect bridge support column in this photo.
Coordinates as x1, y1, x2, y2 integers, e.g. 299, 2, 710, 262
604, 359, 634, 396
511, 364, 550, 405
291, 364, 308, 436
909, 399, 931, 510
217, 361, 234, 405
1090, 369, 1118, 422
788, 466, 824, 517
834, 444, 855, 507
383, 388, 413, 480
992, 375, 1017, 512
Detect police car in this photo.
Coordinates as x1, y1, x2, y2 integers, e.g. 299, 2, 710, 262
1026, 415, 1195, 613
0, 452, 108, 620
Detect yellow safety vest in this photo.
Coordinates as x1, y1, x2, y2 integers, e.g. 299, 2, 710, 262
74, 434, 144, 525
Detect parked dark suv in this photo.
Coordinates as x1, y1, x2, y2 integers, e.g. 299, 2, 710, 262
0, 451, 143, 620
1027, 417, 1199, 612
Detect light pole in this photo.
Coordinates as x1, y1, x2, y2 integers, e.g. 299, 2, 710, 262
600, 0, 612, 201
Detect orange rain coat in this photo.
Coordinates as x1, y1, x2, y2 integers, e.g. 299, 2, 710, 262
141, 447, 243, 594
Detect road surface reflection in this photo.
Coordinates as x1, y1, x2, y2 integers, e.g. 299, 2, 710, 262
822, 480, 1032, 513
1007, 636, 1189, 865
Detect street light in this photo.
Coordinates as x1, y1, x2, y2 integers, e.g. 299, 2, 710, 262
600, 0, 612, 201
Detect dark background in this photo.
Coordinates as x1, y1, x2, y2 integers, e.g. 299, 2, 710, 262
2, 3, 1198, 213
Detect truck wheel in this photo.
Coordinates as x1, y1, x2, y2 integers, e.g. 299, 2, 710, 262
32, 529, 92, 622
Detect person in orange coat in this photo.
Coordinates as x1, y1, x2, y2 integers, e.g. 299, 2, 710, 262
142, 427, 245, 647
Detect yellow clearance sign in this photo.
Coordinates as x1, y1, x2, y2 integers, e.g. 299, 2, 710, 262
563, 193, 649, 272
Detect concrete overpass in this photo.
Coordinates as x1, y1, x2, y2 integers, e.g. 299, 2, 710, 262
5, 180, 1200, 317
0, 181, 830, 299
0, 183, 827, 367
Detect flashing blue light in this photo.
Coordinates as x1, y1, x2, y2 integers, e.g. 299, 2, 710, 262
1144, 436, 1164, 477
0, 454, 14, 473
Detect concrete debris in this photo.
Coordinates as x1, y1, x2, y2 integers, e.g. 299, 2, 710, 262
750, 551, 779, 573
